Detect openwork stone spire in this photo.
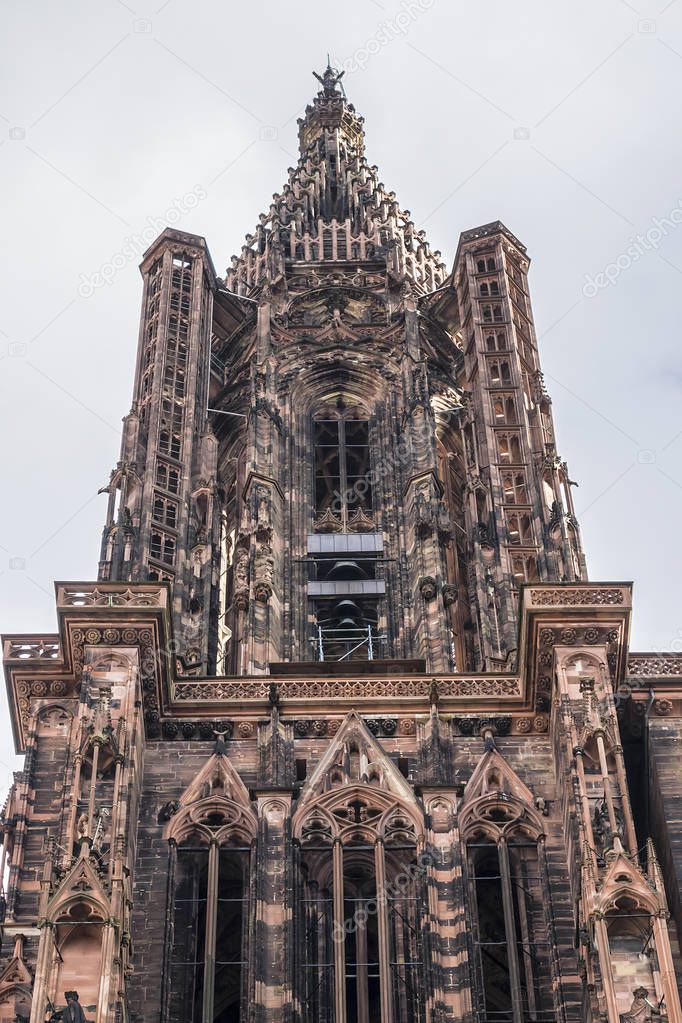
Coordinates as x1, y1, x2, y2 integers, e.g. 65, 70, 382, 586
225, 65, 446, 296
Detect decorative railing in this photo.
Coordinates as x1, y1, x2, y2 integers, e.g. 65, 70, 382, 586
627, 654, 682, 677
56, 584, 168, 609
3, 638, 60, 662
525, 584, 631, 608
173, 674, 523, 704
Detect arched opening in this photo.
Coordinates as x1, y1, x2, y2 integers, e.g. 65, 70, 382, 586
215, 849, 249, 1022
471, 841, 511, 1017
170, 845, 209, 1021
343, 853, 381, 1022
605, 898, 661, 1017
167, 814, 252, 1023
313, 406, 373, 531
296, 795, 425, 1023
465, 815, 554, 1022
52, 902, 105, 1015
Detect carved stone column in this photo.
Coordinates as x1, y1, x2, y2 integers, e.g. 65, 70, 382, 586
202, 839, 220, 1023
253, 793, 293, 1021
332, 838, 346, 1023
374, 837, 393, 1023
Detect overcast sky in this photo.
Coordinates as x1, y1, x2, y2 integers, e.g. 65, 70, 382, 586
2, 0, 682, 780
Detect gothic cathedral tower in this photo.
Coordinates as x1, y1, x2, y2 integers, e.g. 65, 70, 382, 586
3, 66, 682, 1023
98, 63, 585, 680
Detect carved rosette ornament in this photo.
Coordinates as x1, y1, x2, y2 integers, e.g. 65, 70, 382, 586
454, 715, 512, 738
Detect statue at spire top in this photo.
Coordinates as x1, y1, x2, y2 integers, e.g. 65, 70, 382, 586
313, 61, 345, 98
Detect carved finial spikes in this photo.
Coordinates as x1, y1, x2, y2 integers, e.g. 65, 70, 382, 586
647, 837, 665, 893
90, 688, 113, 745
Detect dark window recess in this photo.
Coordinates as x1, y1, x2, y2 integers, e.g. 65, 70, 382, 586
314, 418, 372, 525
168, 846, 249, 1023
469, 840, 553, 1020
295, 759, 307, 782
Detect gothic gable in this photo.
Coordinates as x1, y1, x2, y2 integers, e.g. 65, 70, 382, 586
461, 745, 535, 807
459, 744, 544, 841
46, 848, 111, 923
595, 850, 662, 916
296, 711, 415, 814
0, 950, 31, 989
176, 747, 251, 809
163, 745, 257, 845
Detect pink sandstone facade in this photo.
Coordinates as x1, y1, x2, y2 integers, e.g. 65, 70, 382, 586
2, 65, 682, 1023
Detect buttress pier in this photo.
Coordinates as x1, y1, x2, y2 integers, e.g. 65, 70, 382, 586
3, 64, 682, 1023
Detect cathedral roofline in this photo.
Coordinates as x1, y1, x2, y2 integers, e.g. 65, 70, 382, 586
3, 580, 639, 752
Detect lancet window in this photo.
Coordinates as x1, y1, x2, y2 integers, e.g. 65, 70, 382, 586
462, 793, 554, 1022
163, 759, 256, 1023
313, 410, 372, 530
295, 751, 426, 1023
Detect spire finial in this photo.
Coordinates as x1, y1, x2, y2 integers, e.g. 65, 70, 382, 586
313, 61, 345, 98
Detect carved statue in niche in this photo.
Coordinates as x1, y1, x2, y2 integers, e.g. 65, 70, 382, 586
548, 500, 563, 535
76, 813, 89, 839
592, 797, 621, 852
92, 807, 109, 852
255, 544, 274, 583
255, 489, 273, 543
620, 987, 660, 1021
254, 371, 267, 398
436, 500, 453, 544
476, 519, 495, 551
233, 538, 250, 590
415, 491, 433, 538
63, 992, 87, 1023
253, 543, 274, 603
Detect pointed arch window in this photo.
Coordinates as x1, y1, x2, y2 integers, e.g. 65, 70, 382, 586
295, 783, 426, 1023
313, 408, 372, 530
502, 473, 528, 505
511, 554, 539, 584
163, 760, 256, 1023
169, 841, 250, 1023
156, 462, 181, 495
461, 773, 554, 1023
498, 433, 522, 465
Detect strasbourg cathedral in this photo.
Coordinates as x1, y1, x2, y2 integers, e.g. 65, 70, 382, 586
3, 64, 682, 1023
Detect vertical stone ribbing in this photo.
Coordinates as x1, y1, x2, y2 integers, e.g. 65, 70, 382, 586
99, 231, 220, 673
